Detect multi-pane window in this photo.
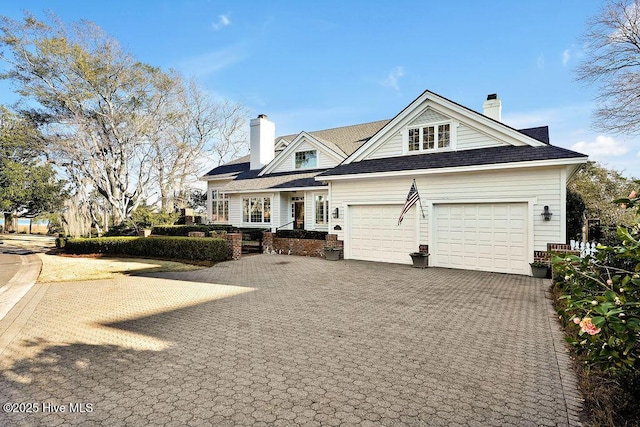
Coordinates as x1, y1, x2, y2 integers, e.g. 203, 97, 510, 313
295, 150, 317, 169
407, 123, 452, 152
423, 126, 435, 150
408, 129, 420, 151
211, 190, 229, 223
315, 195, 328, 224
438, 124, 450, 148
243, 197, 271, 223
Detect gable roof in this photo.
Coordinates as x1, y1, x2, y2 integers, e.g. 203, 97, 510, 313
345, 90, 551, 164
277, 119, 390, 157
258, 131, 347, 176
202, 120, 389, 178
319, 145, 586, 178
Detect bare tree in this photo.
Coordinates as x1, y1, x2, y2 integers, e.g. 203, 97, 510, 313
1, 12, 249, 223
0, 13, 164, 224
148, 77, 248, 211
577, 0, 640, 134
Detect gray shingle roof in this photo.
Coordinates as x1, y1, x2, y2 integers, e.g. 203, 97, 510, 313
319, 145, 586, 177
219, 169, 327, 192
278, 119, 390, 156
203, 154, 250, 178
518, 126, 550, 144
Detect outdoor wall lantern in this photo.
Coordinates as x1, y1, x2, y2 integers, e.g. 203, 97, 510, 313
541, 205, 553, 221
333, 207, 339, 219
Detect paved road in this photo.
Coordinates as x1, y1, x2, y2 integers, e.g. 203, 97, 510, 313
0, 252, 22, 287
0, 254, 583, 426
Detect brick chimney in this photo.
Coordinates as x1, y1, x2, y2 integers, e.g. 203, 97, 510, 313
483, 93, 502, 122
250, 114, 275, 170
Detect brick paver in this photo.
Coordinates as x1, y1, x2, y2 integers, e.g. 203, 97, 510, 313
0, 254, 582, 426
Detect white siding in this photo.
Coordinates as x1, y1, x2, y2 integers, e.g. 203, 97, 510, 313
308, 191, 329, 231
270, 140, 340, 173
228, 194, 242, 226
456, 124, 508, 150
329, 167, 563, 256
368, 132, 403, 159
365, 114, 514, 161
279, 193, 291, 230
408, 108, 449, 126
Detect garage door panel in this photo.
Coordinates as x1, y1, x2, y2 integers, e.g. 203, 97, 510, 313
435, 203, 528, 275
349, 205, 416, 265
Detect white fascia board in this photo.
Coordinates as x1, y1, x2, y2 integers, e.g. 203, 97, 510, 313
199, 175, 237, 182
346, 90, 547, 164
223, 186, 327, 194
259, 132, 345, 176
320, 157, 589, 181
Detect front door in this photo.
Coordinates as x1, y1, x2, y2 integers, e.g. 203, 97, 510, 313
294, 201, 305, 229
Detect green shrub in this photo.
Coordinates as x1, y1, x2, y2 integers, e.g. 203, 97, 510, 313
54, 237, 67, 249
552, 184, 640, 372
275, 229, 327, 240
64, 236, 230, 262
152, 224, 235, 236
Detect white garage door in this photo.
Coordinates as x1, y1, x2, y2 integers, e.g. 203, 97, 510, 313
434, 203, 528, 275
348, 205, 417, 264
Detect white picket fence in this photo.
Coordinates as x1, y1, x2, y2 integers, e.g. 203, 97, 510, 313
570, 240, 598, 258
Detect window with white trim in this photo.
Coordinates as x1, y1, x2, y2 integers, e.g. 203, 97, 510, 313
315, 195, 328, 225
295, 150, 317, 169
407, 123, 452, 152
242, 197, 271, 223
210, 190, 229, 223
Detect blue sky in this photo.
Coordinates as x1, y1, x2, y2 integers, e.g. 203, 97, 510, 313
1, 1, 638, 177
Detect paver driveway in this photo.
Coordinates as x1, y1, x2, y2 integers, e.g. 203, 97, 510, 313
0, 254, 581, 426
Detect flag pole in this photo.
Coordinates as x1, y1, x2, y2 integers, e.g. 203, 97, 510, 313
414, 179, 426, 219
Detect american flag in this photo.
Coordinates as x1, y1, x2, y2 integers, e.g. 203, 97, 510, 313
398, 180, 420, 225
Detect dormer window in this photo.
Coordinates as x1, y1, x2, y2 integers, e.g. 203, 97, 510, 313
295, 150, 317, 169
406, 122, 453, 152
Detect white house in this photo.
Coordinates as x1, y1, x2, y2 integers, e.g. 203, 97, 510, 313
201, 90, 588, 275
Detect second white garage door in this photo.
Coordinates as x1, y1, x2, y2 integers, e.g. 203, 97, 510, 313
348, 204, 417, 264
434, 203, 528, 275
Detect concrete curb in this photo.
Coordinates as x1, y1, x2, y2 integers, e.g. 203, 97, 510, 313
545, 279, 585, 427
0, 252, 42, 322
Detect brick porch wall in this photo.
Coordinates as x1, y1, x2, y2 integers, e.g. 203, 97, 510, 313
223, 233, 242, 260
263, 232, 343, 257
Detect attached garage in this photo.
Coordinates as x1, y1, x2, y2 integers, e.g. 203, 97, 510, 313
347, 204, 417, 264
433, 203, 528, 275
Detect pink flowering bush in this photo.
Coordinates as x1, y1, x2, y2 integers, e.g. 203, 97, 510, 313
553, 184, 640, 372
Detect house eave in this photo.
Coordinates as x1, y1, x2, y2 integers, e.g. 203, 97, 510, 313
319, 156, 589, 181
222, 185, 328, 194
199, 174, 239, 182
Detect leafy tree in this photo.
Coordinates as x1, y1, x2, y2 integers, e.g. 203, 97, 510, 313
0, 107, 66, 231
568, 162, 636, 231
566, 188, 586, 241
130, 205, 179, 229
0, 12, 248, 224
577, 0, 640, 134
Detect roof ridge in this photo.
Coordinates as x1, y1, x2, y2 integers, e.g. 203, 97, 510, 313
305, 118, 390, 135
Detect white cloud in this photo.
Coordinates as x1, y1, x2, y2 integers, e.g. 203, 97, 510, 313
562, 49, 571, 66
380, 66, 404, 91
537, 54, 545, 69
174, 45, 244, 77
571, 135, 629, 156
212, 14, 231, 30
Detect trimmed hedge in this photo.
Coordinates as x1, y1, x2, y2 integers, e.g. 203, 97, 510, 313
275, 229, 328, 240
152, 224, 236, 236
64, 236, 230, 262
